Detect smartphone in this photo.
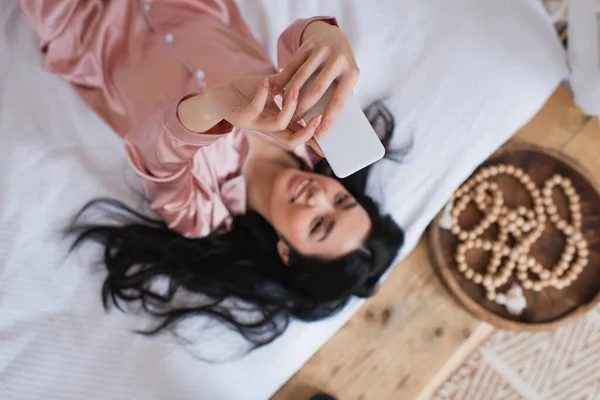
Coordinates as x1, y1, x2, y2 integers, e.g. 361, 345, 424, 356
299, 76, 385, 178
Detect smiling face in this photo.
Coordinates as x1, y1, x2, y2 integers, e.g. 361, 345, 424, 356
267, 170, 372, 260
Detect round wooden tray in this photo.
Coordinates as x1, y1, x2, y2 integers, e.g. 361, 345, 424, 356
428, 141, 600, 331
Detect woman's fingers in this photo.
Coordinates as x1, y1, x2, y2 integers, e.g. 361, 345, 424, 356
316, 68, 359, 138
294, 56, 341, 119
282, 46, 329, 96
275, 115, 321, 148
272, 47, 313, 94
240, 77, 269, 122
257, 87, 299, 131
274, 87, 299, 128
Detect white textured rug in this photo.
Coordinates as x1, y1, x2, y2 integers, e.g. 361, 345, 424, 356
434, 307, 600, 400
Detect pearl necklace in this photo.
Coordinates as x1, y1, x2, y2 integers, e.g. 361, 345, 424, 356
450, 164, 588, 301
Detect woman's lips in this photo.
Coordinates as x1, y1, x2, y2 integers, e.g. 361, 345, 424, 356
289, 176, 310, 202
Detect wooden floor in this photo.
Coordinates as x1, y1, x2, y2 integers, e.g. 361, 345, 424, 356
272, 85, 596, 400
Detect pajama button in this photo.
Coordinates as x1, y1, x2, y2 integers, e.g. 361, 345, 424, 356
165, 33, 174, 43
195, 69, 206, 80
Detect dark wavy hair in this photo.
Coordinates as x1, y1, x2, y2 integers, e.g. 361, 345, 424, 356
68, 102, 405, 354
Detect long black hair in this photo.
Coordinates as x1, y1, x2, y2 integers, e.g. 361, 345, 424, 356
68, 102, 405, 354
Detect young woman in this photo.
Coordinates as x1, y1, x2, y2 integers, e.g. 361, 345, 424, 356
20, 0, 404, 349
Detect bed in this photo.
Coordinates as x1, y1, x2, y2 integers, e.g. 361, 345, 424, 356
0, 1, 567, 399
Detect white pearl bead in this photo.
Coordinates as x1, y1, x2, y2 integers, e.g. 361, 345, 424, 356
533, 282, 543, 292
517, 272, 528, 281
458, 263, 468, 272
555, 281, 565, 290
523, 280, 533, 289
498, 165, 507, 173
465, 269, 474, 279
506, 165, 515, 174
487, 292, 496, 301
473, 273, 483, 284
577, 257, 588, 266
572, 195, 581, 204
459, 232, 468, 241
165, 33, 175, 43
195, 69, 206, 80
540, 270, 551, 280
526, 182, 536, 191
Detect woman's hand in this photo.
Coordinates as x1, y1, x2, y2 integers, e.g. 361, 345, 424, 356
208, 76, 322, 149
272, 21, 360, 138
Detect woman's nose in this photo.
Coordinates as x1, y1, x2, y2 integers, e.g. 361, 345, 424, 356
306, 187, 326, 207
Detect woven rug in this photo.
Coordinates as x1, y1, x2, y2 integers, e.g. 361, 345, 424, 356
434, 306, 600, 400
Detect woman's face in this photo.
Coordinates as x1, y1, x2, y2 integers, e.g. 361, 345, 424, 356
267, 170, 372, 260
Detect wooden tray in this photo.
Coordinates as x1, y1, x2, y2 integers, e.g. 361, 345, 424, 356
428, 141, 600, 331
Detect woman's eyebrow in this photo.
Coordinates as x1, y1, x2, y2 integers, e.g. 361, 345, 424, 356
319, 202, 359, 242
342, 202, 359, 210
318, 221, 335, 242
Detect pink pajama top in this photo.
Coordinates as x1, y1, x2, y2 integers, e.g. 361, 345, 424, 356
20, 0, 334, 238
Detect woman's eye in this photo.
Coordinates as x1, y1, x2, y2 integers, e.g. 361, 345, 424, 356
311, 217, 324, 234
335, 194, 349, 205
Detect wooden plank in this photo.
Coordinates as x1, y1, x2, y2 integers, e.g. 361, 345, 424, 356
272, 85, 587, 400
562, 118, 600, 181
512, 84, 587, 149
273, 240, 489, 400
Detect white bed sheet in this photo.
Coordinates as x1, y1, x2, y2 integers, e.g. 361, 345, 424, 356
0, 1, 567, 399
